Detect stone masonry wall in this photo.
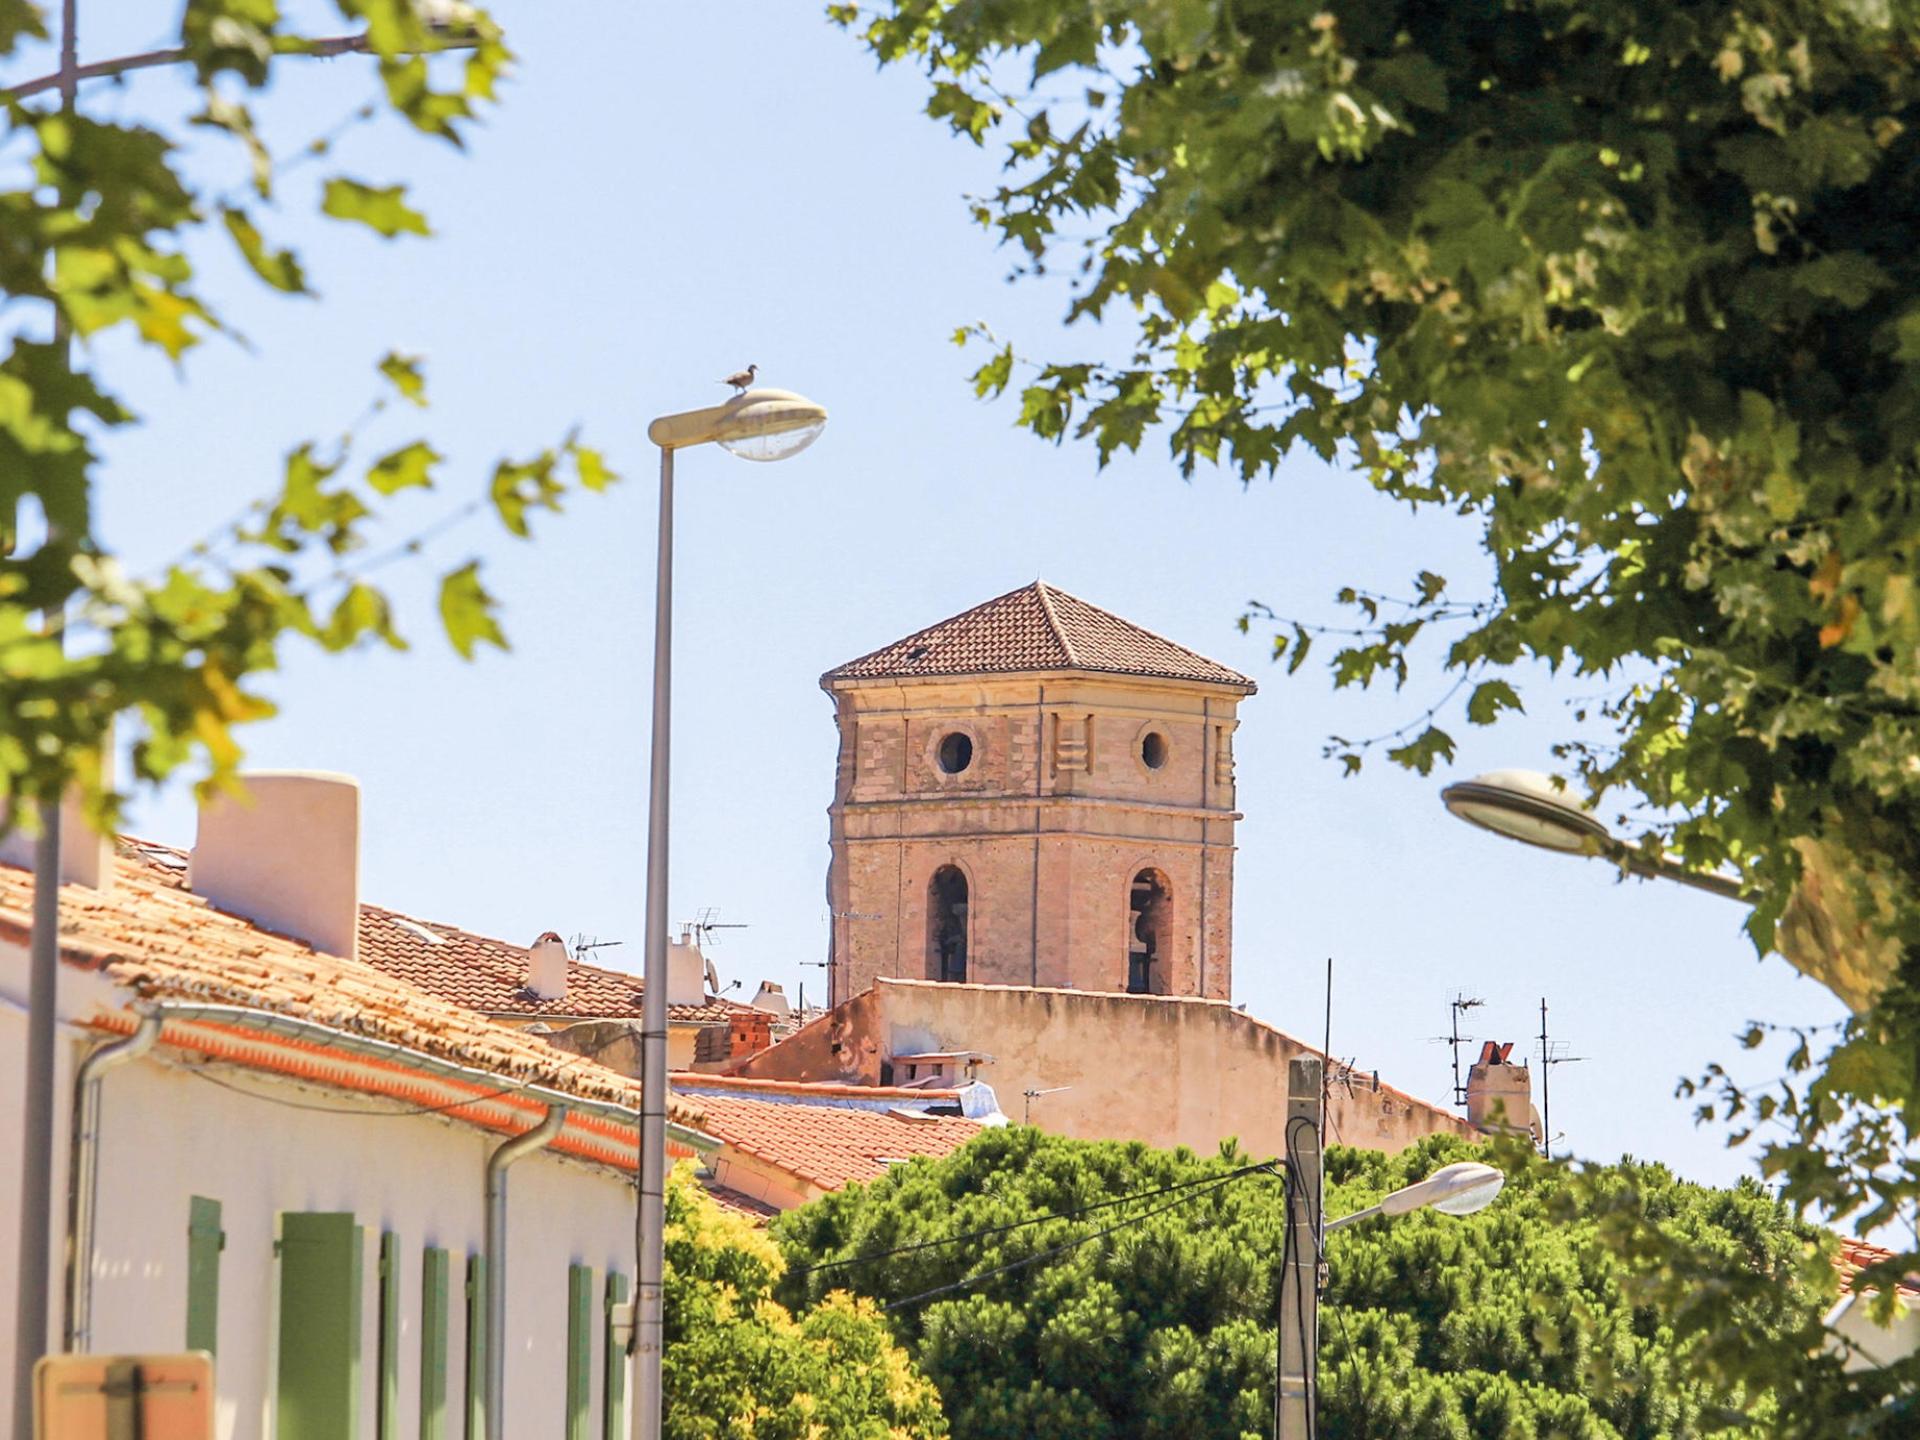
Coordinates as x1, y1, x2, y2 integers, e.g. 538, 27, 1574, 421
733, 980, 1470, 1158
824, 673, 1246, 1006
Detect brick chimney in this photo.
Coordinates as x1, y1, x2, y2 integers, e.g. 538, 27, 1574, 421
189, 771, 360, 960
1465, 1040, 1539, 1140
525, 931, 569, 1001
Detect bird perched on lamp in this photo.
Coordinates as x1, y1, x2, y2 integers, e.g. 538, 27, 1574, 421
720, 364, 757, 394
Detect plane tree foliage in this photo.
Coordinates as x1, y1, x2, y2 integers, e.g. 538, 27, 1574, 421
0, 0, 614, 819
664, 1167, 948, 1440
831, 0, 1920, 1382
776, 1127, 1901, 1440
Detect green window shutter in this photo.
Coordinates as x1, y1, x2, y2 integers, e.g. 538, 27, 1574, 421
420, 1248, 449, 1440
378, 1233, 401, 1440
601, 1273, 628, 1440
276, 1212, 364, 1440
185, 1195, 223, 1356
566, 1265, 592, 1440
464, 1255, 486, 1440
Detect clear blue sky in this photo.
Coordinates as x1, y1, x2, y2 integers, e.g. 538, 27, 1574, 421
52, 2, 1845, 1189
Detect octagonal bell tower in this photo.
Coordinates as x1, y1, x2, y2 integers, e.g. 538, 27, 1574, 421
821, 581, 1255, 1006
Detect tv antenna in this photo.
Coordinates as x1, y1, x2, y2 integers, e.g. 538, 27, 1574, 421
1430, 993, 1484, 1108
568, 933, 623, 961
681, 907, 749, 947
1537, 996, 1587, 1160
1022, 1086, 1073, 1125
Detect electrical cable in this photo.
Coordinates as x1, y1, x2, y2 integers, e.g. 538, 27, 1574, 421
1284, 1114, 1321, 1440
878, 1165, 1269, 1314
1277, 1145, 1300, 1435
796, 1160, 1280, 1277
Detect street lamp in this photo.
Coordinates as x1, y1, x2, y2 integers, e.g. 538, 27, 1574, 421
632, 386, 826, 1440
1322, 1160, 1505, 1233
1440, 768, 1743, 900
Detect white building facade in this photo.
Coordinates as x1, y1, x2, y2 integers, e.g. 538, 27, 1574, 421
0, 805, 714, 1440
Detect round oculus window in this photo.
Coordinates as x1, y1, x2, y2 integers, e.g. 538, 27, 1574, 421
937, 731, 974, 774
1141, 732, 1168, 770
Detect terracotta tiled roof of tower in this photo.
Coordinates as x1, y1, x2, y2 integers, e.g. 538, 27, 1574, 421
822, 581, 1256, 691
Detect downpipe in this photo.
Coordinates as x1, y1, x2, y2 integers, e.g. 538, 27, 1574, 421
62, 1011, 163, 1351
484, 1104, 568, 1440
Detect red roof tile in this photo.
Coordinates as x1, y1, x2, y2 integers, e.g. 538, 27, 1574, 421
120, 839, 749, 1026
356, 905, 749, 1025
689, 1091, 979, 1191
0, 852, 704, 1127
1835, 1237, 1920, 1297
823, 581, 1255, 691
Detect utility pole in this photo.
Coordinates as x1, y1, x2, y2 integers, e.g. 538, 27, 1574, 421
1275, 1055, 1323, 1440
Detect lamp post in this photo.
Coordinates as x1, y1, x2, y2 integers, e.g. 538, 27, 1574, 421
1439, 768, 1743, 900
634, 388, 826, 1440
1274, 1056, 1503, 1440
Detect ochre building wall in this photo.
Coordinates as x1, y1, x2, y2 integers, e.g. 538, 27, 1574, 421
824, 673, 1246, 1006
733, 979, 1471, 1158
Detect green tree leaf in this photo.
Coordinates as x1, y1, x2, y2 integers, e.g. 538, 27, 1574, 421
1466, 680, 1524, 725
321, 177, 430, 238
221, 207, 308, 293
438, 561, 506, 660
366, 439, 440, 495
378, 351, 427, 407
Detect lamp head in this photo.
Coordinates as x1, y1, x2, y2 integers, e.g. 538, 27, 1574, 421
647, 388, 828, 461
1440, 769, 1612, 855
1380, 1160, 1505, 1218
714, 388, 826, 462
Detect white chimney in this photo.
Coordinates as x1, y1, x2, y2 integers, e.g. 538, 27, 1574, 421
525, 931, 569, 1001
189, 771, 360, 960
667, 937, 707, 1008
749, 981, 791, 1020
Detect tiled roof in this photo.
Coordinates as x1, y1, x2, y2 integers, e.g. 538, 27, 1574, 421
823, 581, 1256, 691
121, 840, 748, 1026
4, 846, 984, 1195
356, 905, 749, 1025
672, 1072, 964, 1104
1835, 1237, 1920, 1297
0, 852, 703, 1125
690, 1091, 978, 1191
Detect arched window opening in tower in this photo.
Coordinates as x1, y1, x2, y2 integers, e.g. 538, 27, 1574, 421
928, 866, 969, 983
1128, 870, 1172, 995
